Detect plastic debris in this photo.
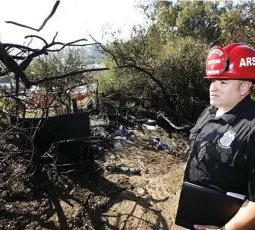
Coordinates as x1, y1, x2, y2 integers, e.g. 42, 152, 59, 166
152, 138, 168, 150
142, 124, 157, 130
114, 129, 133, 137
145, 119, 157, 125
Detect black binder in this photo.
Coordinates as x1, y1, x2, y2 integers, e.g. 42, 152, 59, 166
175, 182, 246, 229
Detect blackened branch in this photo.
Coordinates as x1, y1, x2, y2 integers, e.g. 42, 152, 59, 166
52, 32, 58, 43
1, 36, 103, 88
46, 39, 90, 52
31, 67, 109, 85
0, 44, 31, 88
10, 55, 26, 60
19, 49, 48, 71
3, 43, 39, 52
4, 21, 40, 32
37, 0, 60, 31
5, 0, 60, 32
25, 35, 48, 46
18, 39, 91, 70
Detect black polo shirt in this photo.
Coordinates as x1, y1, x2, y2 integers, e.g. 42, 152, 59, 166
184, 95, 255, 202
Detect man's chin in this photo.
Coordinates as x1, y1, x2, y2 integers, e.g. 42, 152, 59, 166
210, 100, 219, 107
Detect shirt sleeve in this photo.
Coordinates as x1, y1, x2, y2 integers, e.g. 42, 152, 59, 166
246, 131, 255, 202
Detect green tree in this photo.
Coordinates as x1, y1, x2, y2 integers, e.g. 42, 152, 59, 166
144, 0, 224, 43
99, 0, 255, 123
99, 27, 209, 122
219, 1, 255, 46
25, 48, 92, 92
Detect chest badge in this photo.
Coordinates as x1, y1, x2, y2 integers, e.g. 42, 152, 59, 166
219, 130, 236, 148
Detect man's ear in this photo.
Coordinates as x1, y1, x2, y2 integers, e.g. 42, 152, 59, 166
240, 81, 253, 96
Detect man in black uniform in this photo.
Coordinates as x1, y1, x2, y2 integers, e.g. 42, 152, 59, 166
184, 43, 255, 230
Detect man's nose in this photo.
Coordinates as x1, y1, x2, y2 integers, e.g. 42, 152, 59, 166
210, 81, 219, 91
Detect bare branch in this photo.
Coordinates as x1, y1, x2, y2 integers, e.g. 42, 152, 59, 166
5, 21, 39, 31
91, 36, 120, 66
26, 36, 33, 47
52, 32, 58, 43
37, 0, 60, 31
18, 39, 91, 71
30, 67, 109, 85
0, 43, 31, 88
5, 0, 60, 32
3, 43, 39, 52
10, 55, 26, 60
25, 35, 48, 46
19, 49, 48, 71
28, 63, 157, 86
45, 39, 90, 52
1, 37, 98, 83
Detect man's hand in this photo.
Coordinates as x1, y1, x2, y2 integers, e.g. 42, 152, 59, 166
194, 225, 220, 230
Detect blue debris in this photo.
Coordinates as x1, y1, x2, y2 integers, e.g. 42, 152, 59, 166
153, 138, 168, 150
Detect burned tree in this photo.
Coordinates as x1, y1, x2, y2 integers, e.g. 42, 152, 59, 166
0, 0, 110, 193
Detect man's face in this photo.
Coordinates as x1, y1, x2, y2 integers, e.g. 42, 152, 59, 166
209, 79, 247, 111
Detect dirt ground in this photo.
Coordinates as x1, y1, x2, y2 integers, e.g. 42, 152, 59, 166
69, 125, 187, 230
0, 125, 188, 230
102, 149, 185, 230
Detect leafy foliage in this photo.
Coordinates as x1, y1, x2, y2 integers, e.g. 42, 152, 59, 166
25, 48, 93, 92
219, 1, 255, 46
99, 0, 255, 122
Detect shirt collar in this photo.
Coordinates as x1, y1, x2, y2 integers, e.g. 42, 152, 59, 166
209, 95, 252, 124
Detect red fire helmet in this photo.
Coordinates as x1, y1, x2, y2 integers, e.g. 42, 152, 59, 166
205, 43, 255, 80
